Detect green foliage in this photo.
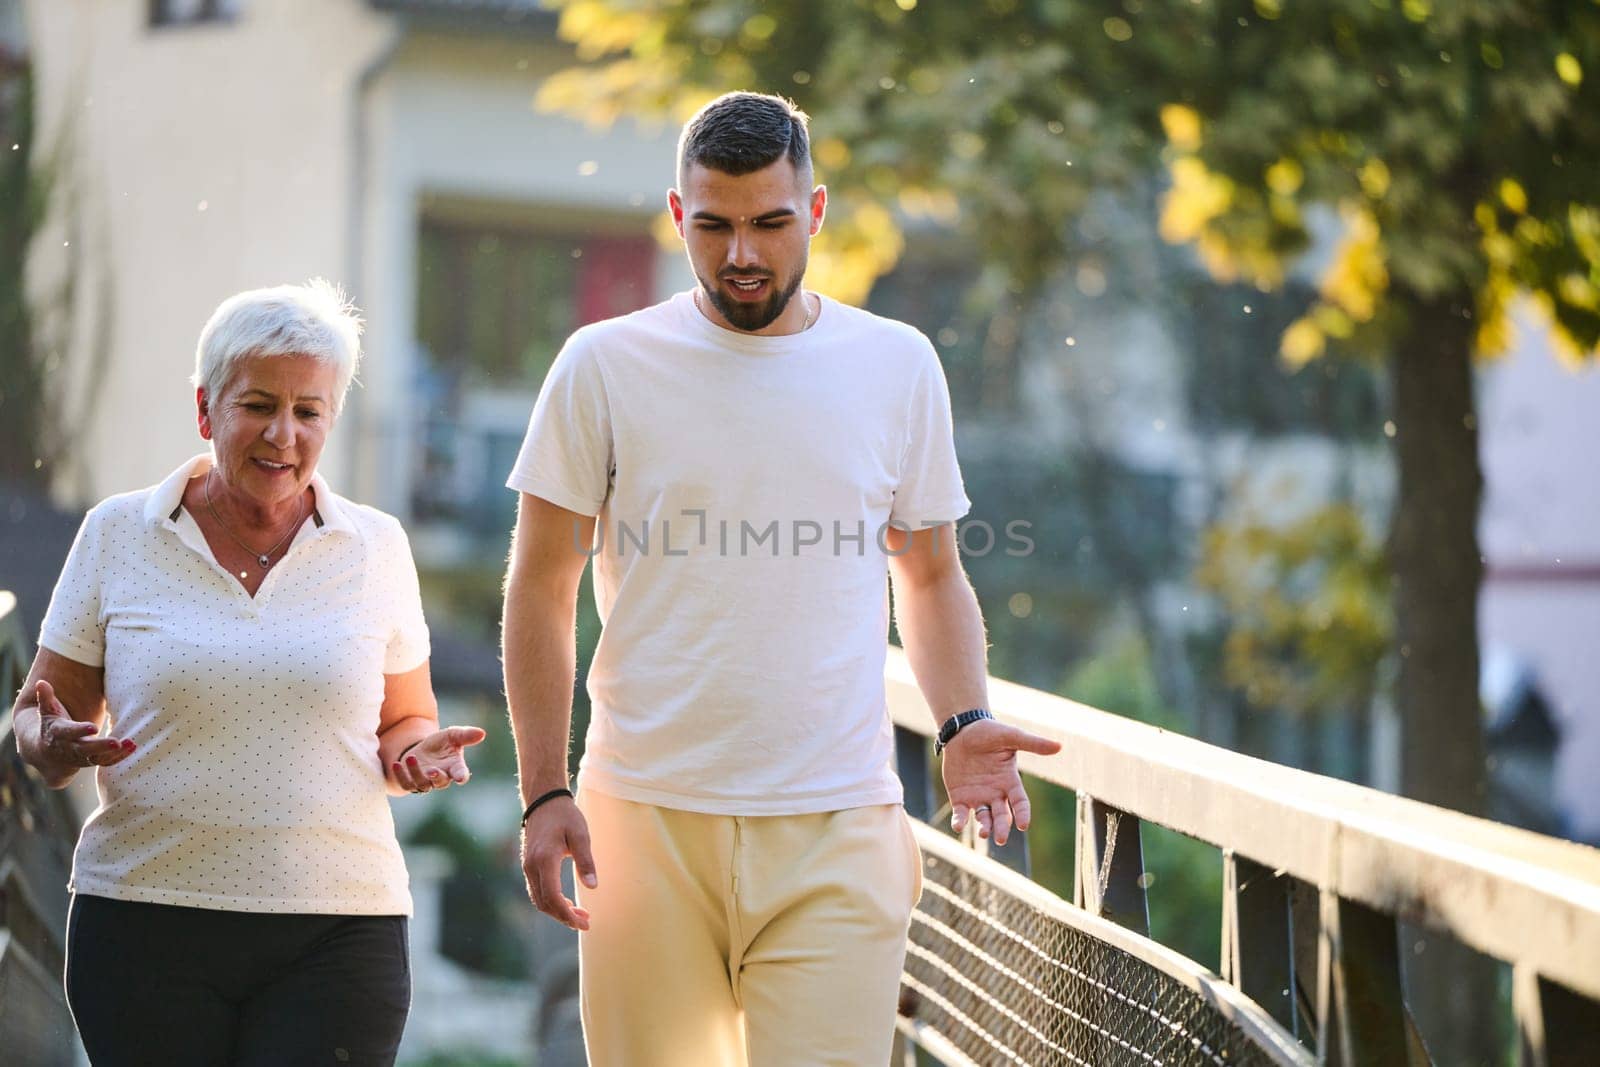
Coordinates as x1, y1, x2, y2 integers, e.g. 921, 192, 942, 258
420, 560, 602, 779
406, 808, 529, 979
1027, 638, 1225, 971
1196, 502, 1391, 719
543, 0, 1600, 361
0, 62, 46, 486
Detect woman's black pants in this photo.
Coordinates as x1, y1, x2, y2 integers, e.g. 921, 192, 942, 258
65, 894, 410, 1066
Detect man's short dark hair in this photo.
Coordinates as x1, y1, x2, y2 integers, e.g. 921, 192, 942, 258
677, 92, 812, 186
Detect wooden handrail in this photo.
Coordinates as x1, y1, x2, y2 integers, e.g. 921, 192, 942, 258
886, 645, 1600, 1063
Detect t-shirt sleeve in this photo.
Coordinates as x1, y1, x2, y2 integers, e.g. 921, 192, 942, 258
39, 508, 108, 668
890, 341, 972, 530
505, 332, 614, 516
378, 518, 431, 675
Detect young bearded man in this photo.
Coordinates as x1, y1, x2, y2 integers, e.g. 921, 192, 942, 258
501, 91, 1061, 1067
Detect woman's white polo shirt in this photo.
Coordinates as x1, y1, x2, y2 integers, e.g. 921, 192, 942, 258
39, 454, 429, 915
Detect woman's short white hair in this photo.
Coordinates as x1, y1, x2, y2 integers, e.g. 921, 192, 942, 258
192, 279, 364, 414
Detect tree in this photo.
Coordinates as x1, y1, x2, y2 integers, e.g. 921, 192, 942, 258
537, 3, 1599, 1060
0, 56, 46, 486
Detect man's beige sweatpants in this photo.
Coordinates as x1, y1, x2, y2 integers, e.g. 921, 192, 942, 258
575, 787, 924, 1067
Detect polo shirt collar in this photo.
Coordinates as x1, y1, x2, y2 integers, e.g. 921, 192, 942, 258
143, 453, 357, 536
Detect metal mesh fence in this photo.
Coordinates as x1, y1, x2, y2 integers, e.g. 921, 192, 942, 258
900, 842, 1307, 1067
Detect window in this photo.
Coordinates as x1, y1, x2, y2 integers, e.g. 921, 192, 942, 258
149, 0, 240, 28
416, 220, 654, 389
412, 216, 656, 532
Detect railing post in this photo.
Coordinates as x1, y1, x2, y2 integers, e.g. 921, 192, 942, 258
1222, 851, 1297, 1035
894, 723, 934, 824
1316, 889, 1419, 1066
1516, 964, 1600, 1067
1073, 793, 1149, 936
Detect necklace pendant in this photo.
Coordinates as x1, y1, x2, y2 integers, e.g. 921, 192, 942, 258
257, 553, 270, 567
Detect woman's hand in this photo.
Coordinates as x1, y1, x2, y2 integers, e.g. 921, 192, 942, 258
24, 680, 133, 783
389, 725, 486, 794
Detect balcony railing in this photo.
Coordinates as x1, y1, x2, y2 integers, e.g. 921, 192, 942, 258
886, 648, 1600, 1066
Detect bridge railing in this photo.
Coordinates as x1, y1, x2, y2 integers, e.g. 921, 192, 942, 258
0, 591, 83, 1066
886, 647, 1600, 1066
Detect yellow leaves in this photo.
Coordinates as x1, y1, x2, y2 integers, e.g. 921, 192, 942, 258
1358, 158, 1390, 200
1524, 292, 1600, 369
895, 0, 918, 10
1401, 0, 1430, 23
1499, 178, 1528, 215
1265, 159, 1304, 228
1197, 502, 1391, 719
1547, 321, 1597, 370
1280, 318, 1326, 367
1161, 154, 1284, 288
805, 203, 905, 306
1570, 204, 1600, 267
814, 138, 851, 171
1160, 157, 1232, 243
534, 62, 715, 132
1265, 158, 1303, 196
1473, 272, 1516, 357
1556, 273, 1599, 312
557, 2, 653, 62
1320, 205, 1388, 322
649, 209, 680, 252
1279, 204, 1388, 367
1471, 199, 1600, 363
741, 14, 778, 44
1313, 304, 1355, 339
1555, 52, 1583, 88
1102, 17, 1134, 42
1473, 198, 1523, 360
1160, 104, 1202, 152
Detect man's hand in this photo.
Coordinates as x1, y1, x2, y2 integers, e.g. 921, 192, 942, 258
942, 719, 1062, 846
521, 797, 599, 932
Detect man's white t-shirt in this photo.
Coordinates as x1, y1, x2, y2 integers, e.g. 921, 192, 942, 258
39, 454, 429, 914
507, 291, 970, 815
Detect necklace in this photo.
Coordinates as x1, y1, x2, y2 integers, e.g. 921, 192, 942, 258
695, 288, 817, 332
204, 470, 306, 579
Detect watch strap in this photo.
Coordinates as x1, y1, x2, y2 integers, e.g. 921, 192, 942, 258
935, 708, 994, 755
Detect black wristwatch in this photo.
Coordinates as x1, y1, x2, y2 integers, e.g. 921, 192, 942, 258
935, 708, 994, 755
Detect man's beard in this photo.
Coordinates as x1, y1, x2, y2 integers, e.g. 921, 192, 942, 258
699, 261, 807, 332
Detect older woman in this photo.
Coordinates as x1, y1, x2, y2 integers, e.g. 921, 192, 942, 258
11, 280, 480, 1066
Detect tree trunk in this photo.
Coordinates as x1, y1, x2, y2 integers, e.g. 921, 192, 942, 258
1387, 288, 1500, 1064
1390, 293, 1487, 813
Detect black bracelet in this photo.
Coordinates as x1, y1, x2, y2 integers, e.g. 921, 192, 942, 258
521, 787, 574, 827
397, 738, 425, 761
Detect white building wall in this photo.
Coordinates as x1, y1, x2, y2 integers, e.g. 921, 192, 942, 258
1479, 316, 1600, 841
23, 0, 397, 505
